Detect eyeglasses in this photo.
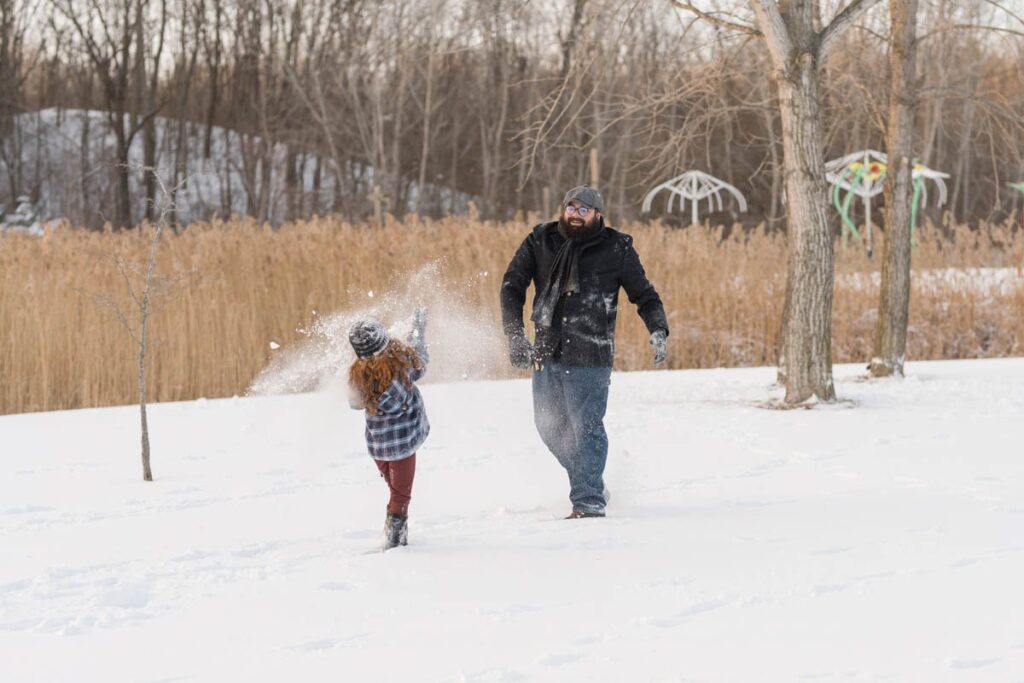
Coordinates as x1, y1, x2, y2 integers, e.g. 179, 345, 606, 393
565, 205, 591, 217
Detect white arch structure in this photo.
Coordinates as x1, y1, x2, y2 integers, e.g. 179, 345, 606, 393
642, 170, 748, 226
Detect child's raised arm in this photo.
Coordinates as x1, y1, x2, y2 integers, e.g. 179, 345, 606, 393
407, 306, 429, 378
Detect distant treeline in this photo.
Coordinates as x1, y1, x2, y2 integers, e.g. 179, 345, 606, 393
1, 0, 1022, 228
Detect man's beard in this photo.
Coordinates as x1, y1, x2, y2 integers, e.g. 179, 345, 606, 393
558, 214, 604, 241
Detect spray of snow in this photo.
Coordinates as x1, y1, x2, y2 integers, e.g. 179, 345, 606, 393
247, 261, 507, 395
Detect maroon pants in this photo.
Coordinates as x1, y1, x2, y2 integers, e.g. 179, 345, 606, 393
375, 454, 416, 516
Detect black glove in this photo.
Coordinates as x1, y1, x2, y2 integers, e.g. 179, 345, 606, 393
508, 333, 534, 369
650, 329, 667, 366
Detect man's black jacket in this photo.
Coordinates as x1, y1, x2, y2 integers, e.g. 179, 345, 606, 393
500, 221, 669, 368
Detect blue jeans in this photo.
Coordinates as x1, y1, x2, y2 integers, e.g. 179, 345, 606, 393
532, 361, 612, 514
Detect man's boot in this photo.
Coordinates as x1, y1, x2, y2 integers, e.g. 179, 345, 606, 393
566, 509, 605, 519
383, 512, 408, 550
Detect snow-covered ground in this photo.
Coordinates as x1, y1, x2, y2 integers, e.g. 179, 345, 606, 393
2, 359, 1023, 681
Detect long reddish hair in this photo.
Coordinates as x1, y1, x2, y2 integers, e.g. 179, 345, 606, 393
348, 339, 424, 415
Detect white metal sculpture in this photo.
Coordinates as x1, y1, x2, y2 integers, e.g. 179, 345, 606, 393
826, 149, 949, 255
642, 170, 748, 225
0, 195, 42, 236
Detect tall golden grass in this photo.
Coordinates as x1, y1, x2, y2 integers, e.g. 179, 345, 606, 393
1, 215, 1021, 415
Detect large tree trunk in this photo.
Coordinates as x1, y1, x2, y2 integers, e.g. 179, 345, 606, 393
775, 62, 836, 402
870, 0, 918, 378
751, 1, 844, 403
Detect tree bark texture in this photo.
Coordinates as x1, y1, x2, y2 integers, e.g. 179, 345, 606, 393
751, 0, 841, 403
871, 0, 918, 378
775, 62, 836, 402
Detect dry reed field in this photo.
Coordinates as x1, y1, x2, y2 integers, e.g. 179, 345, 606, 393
1, 215, 1022, 415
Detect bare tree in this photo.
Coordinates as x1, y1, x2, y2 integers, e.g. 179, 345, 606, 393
0, 0, 39, 200
673, 0, 882, 403
88, 167, 191, 480
51, 0, 165, 228
870, 0, 918, 378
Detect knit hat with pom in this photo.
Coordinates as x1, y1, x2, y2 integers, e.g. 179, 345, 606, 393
349, 319, 390, 358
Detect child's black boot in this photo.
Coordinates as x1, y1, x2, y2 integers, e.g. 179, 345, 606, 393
383, 512, 408, 550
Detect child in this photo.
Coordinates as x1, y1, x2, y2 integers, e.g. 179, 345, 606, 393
348, 307, 429, 550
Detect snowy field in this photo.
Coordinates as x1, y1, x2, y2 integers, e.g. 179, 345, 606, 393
2, 359, 1023, 682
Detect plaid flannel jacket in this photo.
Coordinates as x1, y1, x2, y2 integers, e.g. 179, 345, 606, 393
355, 335, 430, 461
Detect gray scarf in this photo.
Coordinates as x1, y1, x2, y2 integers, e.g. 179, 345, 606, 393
531, 219, 604, 329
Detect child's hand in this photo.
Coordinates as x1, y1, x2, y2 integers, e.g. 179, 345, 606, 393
411, 306, 428, 339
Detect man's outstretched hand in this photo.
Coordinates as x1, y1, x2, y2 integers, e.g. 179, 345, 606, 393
650, 329, 667, 366
508, 333, 535, 369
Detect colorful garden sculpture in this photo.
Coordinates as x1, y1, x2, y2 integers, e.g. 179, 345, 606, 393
642, 170, 748, 226
826, 150, 949, 257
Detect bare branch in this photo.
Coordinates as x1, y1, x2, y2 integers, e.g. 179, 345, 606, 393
668, 1, 761, 37
920, 23, 1024, 43
83, 290, 139, 346
114, 255, 142, 309
981, 0, 1024, 28
818, 0, 885, 60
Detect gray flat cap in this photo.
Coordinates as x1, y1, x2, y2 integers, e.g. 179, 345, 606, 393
562, 185, 604, 213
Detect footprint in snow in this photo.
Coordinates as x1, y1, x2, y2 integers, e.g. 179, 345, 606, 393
287, 633, 368, 652
99, 584, 151, 609
0, 579, 31, 595
644, 597, 732, 628
170, 549, 214, 563
1, 505, 54, 515
949, 557, 982, 569
232, 542, 277, 558
318, 581, 351, 592
288, 638, 343, 652
947, 657, 1001, 669
536, 652, 583, 667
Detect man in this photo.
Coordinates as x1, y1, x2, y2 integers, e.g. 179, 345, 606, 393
500, 185, 669, 518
